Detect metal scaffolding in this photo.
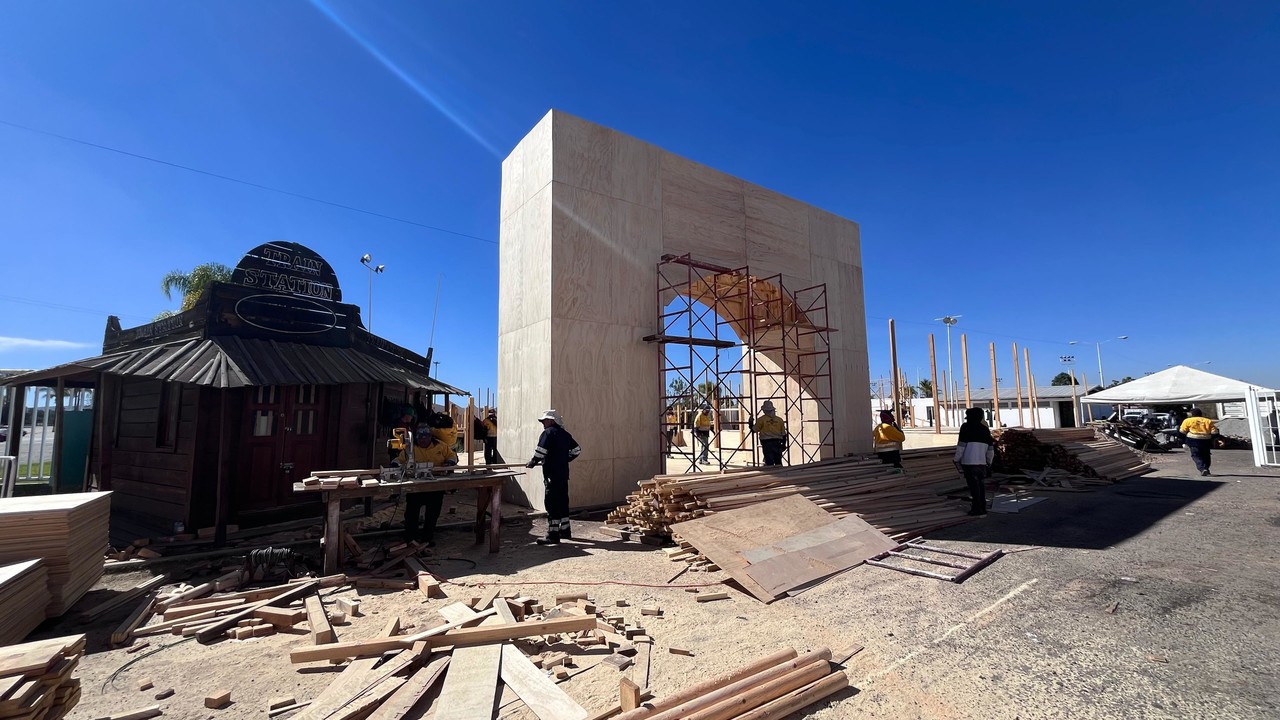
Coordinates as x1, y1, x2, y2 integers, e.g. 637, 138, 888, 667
646, 254, 836, 473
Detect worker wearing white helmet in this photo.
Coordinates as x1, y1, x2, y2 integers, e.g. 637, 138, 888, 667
525, 410, 582, 544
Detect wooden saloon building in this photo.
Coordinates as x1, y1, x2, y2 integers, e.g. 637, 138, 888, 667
2, 242, 465, 539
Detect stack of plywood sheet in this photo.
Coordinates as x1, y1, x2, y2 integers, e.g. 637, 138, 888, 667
608, 450, 971, 541
0, 561, 50, 645
996, 428, 1150, 483
0, 634, 84, 720
0, 492, 112, 616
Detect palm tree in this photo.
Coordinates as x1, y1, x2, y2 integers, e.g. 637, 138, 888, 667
918, 379, 933, 398
156, 262, 233, 319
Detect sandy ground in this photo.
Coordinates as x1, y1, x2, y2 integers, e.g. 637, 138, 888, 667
35, 448, 1280, 720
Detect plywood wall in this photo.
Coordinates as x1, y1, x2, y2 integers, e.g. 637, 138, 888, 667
499, 110, 869, 510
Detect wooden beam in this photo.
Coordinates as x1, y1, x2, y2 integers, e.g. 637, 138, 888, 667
613, 648, 798, 720
620, 677, 642, 711
366, 655, 450, 720
433, 643, 501, 719
421, 615, 597, 650
289, 608, 497, 663
961, 333, 971, 408
305, 595, 335, 645
1024, 347, 1035, 429
1012, 342, 1024, 427
499, 644, 588, 720
989, 342, 1001, 427
888, 319, 900, 419
929, 334, 940, 434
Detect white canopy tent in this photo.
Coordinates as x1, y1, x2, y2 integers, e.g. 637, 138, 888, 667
1080, 365, 1272, 405
1081, 365, 1277, 467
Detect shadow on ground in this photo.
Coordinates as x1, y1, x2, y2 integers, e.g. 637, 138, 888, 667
931, 475, 1226, 550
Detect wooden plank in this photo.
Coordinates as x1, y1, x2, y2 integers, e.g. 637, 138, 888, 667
289, 608, 496, 663
619, 677, 641, 711
433, 644, 501, 720
196, 581, 318, 643
296, 619, 413, 720
474, 587, 501, 612
499, 644, 588, 720
366, 655, 449, 720
424, 615, 598, 650
110, 593, 156, 646
76, 574, 167, 623
305, 595, 335, 644
437, 601, 480, 624
493, 598, 519, 625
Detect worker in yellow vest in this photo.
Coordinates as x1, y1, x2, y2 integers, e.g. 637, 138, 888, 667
753, 401, 787, 466
693, 406, 714, 464
1179, 408, 1217, 476
394, 423, 457, 546
873, 410, 906, 471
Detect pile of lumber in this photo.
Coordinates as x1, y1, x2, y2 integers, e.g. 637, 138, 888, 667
0, 634, 84, 720
995, 429, 1150, 482
614, 646, 846, 720
0, 492, 111, 616
607, 450, 971, 542
0, 561, 50, 645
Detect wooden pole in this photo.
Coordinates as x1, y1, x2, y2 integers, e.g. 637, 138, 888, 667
465, 397, 475, 472
1023, 347, 1035, 429
989, 343, 1001, 428
1068, 369, 1081, 427
961, 334, 971, 410
1079, 370, 1091, 423
1012, 343, 1024, 427
928, 334, 941, 434
888, 320, 900, 421
940, 370, 949, 428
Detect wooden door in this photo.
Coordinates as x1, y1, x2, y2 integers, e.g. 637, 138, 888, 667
236, 384, 329, 512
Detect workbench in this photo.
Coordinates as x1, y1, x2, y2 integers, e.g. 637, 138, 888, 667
293, 470, 518, 574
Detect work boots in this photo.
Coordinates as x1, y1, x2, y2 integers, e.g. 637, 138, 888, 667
535, 531, 560, 545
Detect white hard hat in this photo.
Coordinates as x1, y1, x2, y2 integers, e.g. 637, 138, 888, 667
537, 409, 560, 423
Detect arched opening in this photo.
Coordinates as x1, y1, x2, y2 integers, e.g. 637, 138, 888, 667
646, 254, 835, 473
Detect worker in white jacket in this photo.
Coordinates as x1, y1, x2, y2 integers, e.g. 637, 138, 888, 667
953, 408, 995, 516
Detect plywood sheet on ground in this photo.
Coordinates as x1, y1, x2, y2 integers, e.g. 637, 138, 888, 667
670, 495, 896, 601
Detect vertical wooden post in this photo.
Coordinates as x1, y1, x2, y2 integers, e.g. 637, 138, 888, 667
1023, 347, 1035, 429
889, 319, 900, 420
1068, 370, 1081, 427
1079, 370, 1091, 423
465, 396, 475, 471
214, 390, 228, 546
961, 334, 972, 410
940, 370, 949, 428
50, 378, 66, 492
989, 343, 1001, 428
929, 334, 941, 434
1012, 343, 1024, 428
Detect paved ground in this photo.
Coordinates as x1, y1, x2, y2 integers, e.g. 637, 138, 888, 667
48, 447, 1280, 720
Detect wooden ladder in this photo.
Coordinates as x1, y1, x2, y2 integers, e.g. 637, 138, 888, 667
865, 540, 1003, 583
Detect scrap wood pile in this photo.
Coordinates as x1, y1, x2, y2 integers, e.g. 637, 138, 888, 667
607, 450, 971, 542
284, 590, 848, 720
0, 492, 110, 617
995, 428, 1151, 485
0, 634, 84, 720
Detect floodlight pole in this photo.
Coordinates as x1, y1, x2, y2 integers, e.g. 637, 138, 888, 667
360, 254, 386, 331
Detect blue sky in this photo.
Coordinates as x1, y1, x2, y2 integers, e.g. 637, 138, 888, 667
2, 2, 1278, 396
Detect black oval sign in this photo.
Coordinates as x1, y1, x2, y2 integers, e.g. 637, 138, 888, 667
234, 294, 339, 335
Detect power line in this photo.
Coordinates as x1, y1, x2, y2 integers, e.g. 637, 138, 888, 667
0, 118, 497, 245
0, 293, 149, 320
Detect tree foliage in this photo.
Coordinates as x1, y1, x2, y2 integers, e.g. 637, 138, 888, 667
1051, 372, 1079, 386
917, 379, 933, 398
158, 262, 233, 319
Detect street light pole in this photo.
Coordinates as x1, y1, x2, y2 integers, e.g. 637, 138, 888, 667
1070, 335, 1128, 388
359, 254, 386, 331
936, 315, 961, 425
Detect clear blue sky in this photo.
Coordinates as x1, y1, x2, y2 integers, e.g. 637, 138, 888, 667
2, 2, 1278, 396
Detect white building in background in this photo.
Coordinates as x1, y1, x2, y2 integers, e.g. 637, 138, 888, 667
871, 385, 1091, 430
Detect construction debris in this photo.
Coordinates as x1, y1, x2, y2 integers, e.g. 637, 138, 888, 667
0, 634, 85, 720
865, 540, 1004, 583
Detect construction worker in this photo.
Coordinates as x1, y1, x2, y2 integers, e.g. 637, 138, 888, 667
525, 410, 582, 544
954, 408, 995, 516
664, 406, 680, 457
482, 410, 501, 465
693, 406, 714, 464
394, 426, 457, 547
1179, 408, 1217, 476
753, 401, 787, 466
873, 409, 906, 471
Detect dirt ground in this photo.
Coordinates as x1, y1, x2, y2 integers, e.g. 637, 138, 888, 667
38, 448, 1280, 720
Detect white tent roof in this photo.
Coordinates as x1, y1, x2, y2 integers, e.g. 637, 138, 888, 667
1081, 365, 1273, 404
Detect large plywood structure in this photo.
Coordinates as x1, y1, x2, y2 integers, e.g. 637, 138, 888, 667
499, 110, 869, 509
